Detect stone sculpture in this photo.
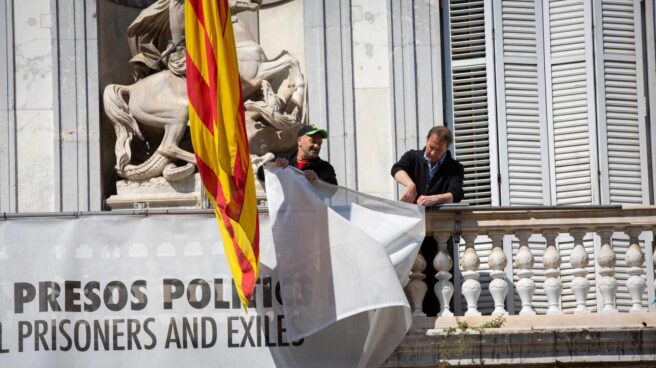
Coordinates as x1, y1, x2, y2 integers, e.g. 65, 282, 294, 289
103, 0, 306, 185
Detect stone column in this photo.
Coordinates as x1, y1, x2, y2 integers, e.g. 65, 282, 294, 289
625, 227, 646, 312
570, 228, 590, 314
488, 231, 508, 316
597, 228, 618, 313
515, 230, 535, 315
304, 0, 356, 188
0, 0, 16, 212
542, 230, 563, 315
434, 232, 454, 317
52, 0, 102, 211
408, 252, 427, 316
460, 233, 481, 316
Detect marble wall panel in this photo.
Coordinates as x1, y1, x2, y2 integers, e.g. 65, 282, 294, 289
352, 0, 389, 89
13, 1, 53, 110
13, 0, 55, 212
259, 0, 305, 76
354, 88, 394, 199
0, 0, 17, 213
352, 0, 393, 199
16, 109, 55, 212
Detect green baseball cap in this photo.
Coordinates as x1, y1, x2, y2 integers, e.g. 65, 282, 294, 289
298, 124, 328, 139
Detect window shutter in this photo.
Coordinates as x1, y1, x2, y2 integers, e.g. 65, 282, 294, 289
593, 0, 650, 312
494, 0, 551, 206
543, 0, 600, 206
593, 0, 649, 205
542, 0, 600, 313
444, 0, 499, 206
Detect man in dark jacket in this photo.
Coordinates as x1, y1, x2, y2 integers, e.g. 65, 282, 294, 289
257, 124, 338, 185
391, 126, 464, 206
391, 126, 463, 316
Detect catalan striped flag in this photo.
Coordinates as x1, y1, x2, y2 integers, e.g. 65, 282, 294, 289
185, 0, 259, 308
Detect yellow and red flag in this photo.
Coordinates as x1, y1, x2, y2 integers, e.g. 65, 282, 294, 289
185, 0, 259, 308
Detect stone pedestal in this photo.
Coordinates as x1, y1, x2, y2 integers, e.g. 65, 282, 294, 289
106, 174, 202, 210
106, 172, 269, 210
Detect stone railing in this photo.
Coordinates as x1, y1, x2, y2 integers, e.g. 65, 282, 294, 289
408, 205, 656, 319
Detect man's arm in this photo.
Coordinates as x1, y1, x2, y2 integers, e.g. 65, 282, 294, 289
256, 157, 290, 182
393, 170, 418, 203
304, 159, 338, 184
417, 162, 464, 207
316, 163, 338, 185
446, 162, 465, 203
391, 151, 419, 203
417, 192, 453, 207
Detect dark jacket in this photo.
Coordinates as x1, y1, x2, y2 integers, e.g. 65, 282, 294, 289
390, 149, 464, 203
257, 150, 338, 185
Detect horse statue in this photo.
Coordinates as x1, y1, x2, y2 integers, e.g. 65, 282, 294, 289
103, 0, 306, 181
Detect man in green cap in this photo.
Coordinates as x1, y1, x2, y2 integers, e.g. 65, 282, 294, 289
257, 124, 338, 185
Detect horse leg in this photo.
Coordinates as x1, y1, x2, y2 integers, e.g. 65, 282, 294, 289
252, 53, 305, 108
158, 122, 196, 164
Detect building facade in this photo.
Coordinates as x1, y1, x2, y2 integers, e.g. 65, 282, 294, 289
3, 2, 656, 363
2, 0, 656, 213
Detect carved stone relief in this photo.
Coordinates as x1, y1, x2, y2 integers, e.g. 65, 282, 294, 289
102, 0, 306, 209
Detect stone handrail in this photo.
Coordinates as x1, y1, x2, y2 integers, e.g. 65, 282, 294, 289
408, 205, 656, 318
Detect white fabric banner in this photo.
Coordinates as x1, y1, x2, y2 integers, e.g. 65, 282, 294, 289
0, 172, 423, 367
264, 166, 425, 366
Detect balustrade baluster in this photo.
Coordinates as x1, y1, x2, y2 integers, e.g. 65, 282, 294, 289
515, 231, 535, 315
434, 232, 454, 317
625, 227, 646, 312
408, 252, 427, 317
542, 230, 562, 315
570, 228, 590, 314
460, 233, 481, 316
653, 238, 656, 302
597, 228, 618, 313
488, 231, 508, 316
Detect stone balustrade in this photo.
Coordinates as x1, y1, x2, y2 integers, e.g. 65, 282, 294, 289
410, 205, 656, 320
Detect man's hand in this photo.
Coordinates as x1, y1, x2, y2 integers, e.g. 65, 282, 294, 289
275, 158, 289, 168
304, 170, 318, 182
417, 195, 438, 207
417, 193, 453, 207
400, 184, 417, 203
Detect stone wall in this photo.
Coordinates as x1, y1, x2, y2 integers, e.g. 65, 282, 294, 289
0, 0, 101, 213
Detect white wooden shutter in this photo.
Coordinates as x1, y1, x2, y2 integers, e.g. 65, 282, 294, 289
593, 0, 649, 205
444, 0, 499, 206
592, 0, 650, 312
543, 0, 600, 206
494, 0, 551, 206
542, 0, 600, 313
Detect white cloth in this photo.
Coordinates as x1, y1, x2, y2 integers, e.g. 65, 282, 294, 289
265, 166, 425, 367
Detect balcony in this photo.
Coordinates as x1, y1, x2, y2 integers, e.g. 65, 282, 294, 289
387, 205, 656, 367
